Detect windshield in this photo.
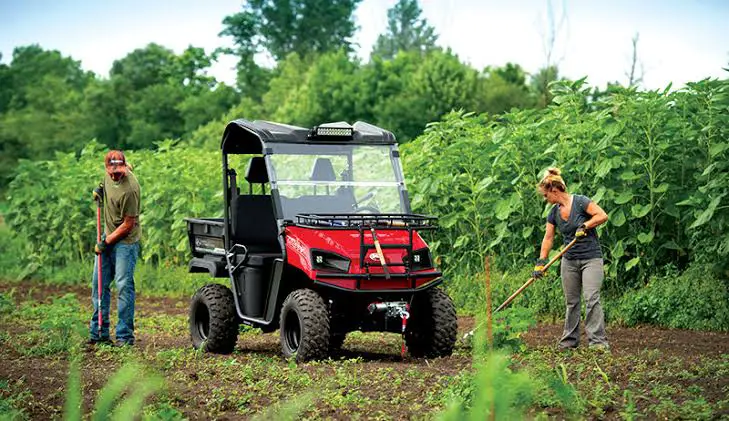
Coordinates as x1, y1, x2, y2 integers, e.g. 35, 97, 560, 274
267, 143, 408, 220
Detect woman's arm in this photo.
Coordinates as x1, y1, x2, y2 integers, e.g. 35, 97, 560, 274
539, 222, 556, 260
584, 201, 608, 229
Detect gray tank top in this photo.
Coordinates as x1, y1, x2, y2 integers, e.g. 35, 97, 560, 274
547, 194, 602, 260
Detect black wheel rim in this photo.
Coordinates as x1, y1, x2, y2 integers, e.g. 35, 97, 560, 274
195, 304, 210, 340
284, 310, 301, 352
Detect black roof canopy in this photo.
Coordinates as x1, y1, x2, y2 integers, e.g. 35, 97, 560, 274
221, 119, 397, 155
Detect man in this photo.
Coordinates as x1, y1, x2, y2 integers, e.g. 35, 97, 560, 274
88, 150, 141, 347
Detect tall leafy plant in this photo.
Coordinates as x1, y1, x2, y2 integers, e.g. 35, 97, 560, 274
403, 76, 729, 308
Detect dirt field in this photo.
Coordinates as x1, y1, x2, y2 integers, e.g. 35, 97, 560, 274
1, 281, 727, 420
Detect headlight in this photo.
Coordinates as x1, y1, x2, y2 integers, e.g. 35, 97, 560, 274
404, 248, 433, 271
311, 250, 351, 272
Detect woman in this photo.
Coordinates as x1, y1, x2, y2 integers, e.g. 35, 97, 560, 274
534, 168, 609, 349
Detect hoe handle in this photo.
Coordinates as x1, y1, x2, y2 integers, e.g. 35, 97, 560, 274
462, 237, 580, 341
370, 227, 390, 279
495, 237, 579, 312
96, 201, 103, 329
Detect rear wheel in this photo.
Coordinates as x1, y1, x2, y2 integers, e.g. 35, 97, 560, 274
280, 289, 330, 362
405, 287, 457, 358
190, 284, 239, 354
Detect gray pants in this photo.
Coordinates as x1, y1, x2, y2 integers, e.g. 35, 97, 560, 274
559, 258, 609, 348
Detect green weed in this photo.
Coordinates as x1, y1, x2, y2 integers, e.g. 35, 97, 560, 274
0, 224, 29, 281
89, 362, 163, 420
619, 390, 640, 421
617, 264, 729, 331
249, 391, 316, 421
0, 378, 31, 421
0, 290, 14, 315
15, 293, 86, 356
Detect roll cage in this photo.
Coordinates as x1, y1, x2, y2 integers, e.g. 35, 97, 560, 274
220, 119, 409, 253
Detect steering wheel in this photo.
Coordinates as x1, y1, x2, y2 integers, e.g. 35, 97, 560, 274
354, 190, 379, 214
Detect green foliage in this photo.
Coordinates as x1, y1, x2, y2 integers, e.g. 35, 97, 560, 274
531, 65, 560, 107
477, 64, 537, 114
0, 223, 28, 280
102, 43, 239, 150
63, 358, 82, 421
617, 265, 729, 331
0, 43, 239, 192
0, 46, 94, 188
403, 77, 729, 315
15, 293, 86, 356
359, 49, 487, 141
220, 0, 362, 62
0, 291, 14, 315
371, 0, 439, 60
6, 143, 108, 267
3, 40, 728, 333
437, 344, 578, 420
265, 50, 360, 127
249, 392, 316, 421
1, 45, 92, 110
60, 360, 163, 421
5, 141, 221, 267
177, 84, 238, 133
357, 51, 424, 140
93, 363, 163, 420
0, 379, 31, 421
490, 308, 536, 352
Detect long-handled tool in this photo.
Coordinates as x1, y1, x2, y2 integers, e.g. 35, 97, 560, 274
463, 237, 579, 341
95, 199, 103, 331
370, 227, 390, 279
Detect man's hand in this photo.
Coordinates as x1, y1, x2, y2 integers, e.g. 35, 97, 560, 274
93, 184, 103, 202
532, 258, 548, 279
575, 223, 588, 238
94, 240, 107, 255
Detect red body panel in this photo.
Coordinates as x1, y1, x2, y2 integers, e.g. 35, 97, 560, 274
285, 226, 439, 290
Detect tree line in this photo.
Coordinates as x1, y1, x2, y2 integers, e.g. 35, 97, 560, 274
2, 0, 585, 191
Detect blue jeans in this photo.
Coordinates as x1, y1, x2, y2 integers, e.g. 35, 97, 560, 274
89, 241, 139, 343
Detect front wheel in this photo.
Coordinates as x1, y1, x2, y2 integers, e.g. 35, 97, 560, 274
405, 287, 457, 358
189, 284, 239, 354
279, 289, 330, 362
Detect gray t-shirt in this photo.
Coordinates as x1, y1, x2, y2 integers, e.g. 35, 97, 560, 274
547, 194, 602, 260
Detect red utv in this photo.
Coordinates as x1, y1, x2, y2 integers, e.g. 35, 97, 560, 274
185, 120, 457, 361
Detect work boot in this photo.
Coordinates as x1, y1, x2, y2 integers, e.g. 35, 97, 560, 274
557, 345, 577, 353
86, 338, 112, 347
113, 340, 135, 348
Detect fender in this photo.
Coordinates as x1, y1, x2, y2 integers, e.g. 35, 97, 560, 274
188, 256, 227, 278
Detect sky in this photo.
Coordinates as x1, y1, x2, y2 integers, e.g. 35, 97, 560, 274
1, 0, 727, 91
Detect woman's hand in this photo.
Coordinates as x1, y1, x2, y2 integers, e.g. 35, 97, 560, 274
532, 258, 548, 279
575, 223, 588, 238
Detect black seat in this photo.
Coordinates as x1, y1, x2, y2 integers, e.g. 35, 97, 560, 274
311, 157, 337, 182
231, 157, 280, 253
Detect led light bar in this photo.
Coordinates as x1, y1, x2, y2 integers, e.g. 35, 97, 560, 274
309, 122, 354, 140
316, 127, 353, 137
